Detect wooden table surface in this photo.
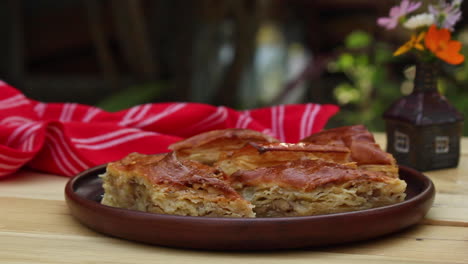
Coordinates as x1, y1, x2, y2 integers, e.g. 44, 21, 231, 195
1, 134, 467, 264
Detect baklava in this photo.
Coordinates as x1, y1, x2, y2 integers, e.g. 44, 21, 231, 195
101, 126, 406, 218
230, 159, 406, 217
101, 152, 255, 217
301, 125, 399, 177
168, 128, 279, 165
216, 142, 353, 176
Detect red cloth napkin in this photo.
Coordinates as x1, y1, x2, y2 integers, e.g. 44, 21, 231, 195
0, 81, 339, 177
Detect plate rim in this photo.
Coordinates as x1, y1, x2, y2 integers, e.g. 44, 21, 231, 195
66, 164, 434, 222
65, 164, 435, 249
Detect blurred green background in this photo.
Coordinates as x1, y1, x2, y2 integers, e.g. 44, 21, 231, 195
1, 0, 467, 134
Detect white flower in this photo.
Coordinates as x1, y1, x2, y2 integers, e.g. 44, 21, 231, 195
403, 13, 435, 29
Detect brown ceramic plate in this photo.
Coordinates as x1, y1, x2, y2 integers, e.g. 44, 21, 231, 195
65, 165, 435, 250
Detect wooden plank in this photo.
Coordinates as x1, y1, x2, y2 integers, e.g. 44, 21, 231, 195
462, 137, 468, 155
0, 170, 67, 200
424, 192, 468, 226
0, 197, 98, 237
0, 196, 467, 263
372, 132, 387, 149
0, 224, 466, 263
0, 231, 435, 264
326, 225, 468, 264
425, 164, 468, 195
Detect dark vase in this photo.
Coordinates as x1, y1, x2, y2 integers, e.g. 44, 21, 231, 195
383, 61, 464, 171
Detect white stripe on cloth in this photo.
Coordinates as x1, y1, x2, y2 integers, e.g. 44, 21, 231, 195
271, 106, 277, 137
0, 94, 29, 110
119, 104, 152, 127
18, 123, 42, 151
47, 126, 88, 171
277, 105, 285, 142
299, 104, 313, 140
135, 103, 187, 128
235, 113, 246, 128
23, 134, 36, 152
0, 162, 23, 170
0, 80, 6, 86
59, 104, 68, 122
271, 106, 286, 141
306, 104, 321, 137
189, 106, 228, 132
241, 111, 252, 128
45, 135, 81, 175
71, 128, 147, 144
45, 143, 75, 176
34, 103, 47, 118
82, 107, 101, 123
207, 107, 228, 128
119, 105, 140, 126
235, 111, 252, 129
0, 152, 31, 174
0, 116, 35, 127
6, 122, 36, 146
59, 103, 77, 122
134, 104, 151, 121
0, 94, 25, 104
0, 153, 30, 163
262, 129, 275, 137
74, 131, 156, 150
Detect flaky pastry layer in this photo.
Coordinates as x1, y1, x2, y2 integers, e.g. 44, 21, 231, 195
101, 152, 255, 217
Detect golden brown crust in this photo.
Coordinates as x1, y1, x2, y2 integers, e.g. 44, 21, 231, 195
107, 152, 240, 199
231, 159, 394, 192
168, 128, 279, 151
108, 152, 167, 171
149, 153, 241, 198
168, 128, 280, 165
103, 125, 405, 218
301, 125, 395, 166
215, 142, 354, 177
249, 142, 349, 154
232, 158, 406, 217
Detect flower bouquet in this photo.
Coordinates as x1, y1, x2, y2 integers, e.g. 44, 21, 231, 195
378, 0, 464, 65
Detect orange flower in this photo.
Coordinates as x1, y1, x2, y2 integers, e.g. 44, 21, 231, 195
425, 25, 464, 65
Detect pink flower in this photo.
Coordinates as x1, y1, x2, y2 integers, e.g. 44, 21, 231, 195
377, 0, 422, 30
429, 0, 463, 31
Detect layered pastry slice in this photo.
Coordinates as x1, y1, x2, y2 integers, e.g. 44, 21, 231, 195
101, 152, 255, 217
301, 125, 399, 177
168, 128, 279, 165
216, 142, 353, 176
230, 159, 406, 217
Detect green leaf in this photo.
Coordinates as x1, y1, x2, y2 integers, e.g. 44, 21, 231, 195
337, 53, 354, 70
333, 83, 361, 105
375, 43, 394, 64
345, 30, 372, 49
355, 55, 370, 66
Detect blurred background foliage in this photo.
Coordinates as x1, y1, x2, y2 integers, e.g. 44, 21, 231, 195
1, 0, 468, 134
326, 28, 468, 135
326, 30, 400, 132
